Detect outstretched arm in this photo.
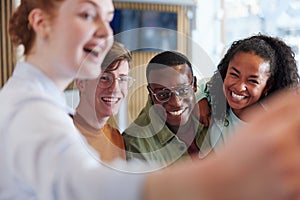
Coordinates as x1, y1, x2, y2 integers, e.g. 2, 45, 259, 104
143, 88, 300, 200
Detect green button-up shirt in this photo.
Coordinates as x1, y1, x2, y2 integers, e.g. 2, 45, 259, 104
123, 97, 208, 168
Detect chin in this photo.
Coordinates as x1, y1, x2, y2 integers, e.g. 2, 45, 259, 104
229, 104, 245, 111
167, 118, 182, 127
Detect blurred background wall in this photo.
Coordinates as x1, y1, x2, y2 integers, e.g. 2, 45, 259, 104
2, 0, 300, 130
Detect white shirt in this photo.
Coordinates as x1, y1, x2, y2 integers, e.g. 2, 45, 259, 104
0, 62, 145, 200
209, 108, 245, 153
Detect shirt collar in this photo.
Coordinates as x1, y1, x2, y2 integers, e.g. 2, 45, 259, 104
142, 97, 175, 144
229, 108, 245, 124
144, 96, 203, 145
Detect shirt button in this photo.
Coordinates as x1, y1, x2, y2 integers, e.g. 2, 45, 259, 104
179, 145, 186, 151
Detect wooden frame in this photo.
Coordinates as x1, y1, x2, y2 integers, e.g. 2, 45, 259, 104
0, 0, 16, 88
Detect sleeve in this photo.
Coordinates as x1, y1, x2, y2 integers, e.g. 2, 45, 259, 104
7, 101, 146, 200
195, 77, 211, 102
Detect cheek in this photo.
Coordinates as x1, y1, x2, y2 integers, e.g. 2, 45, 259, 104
61, 27, 83, 49
252, 79, 269, 96
252, 86, 266, 97
95, 87, 105, 98
222, 79, 229, 94
223, 76, 233, 87
184, 96, 195, 108
222, 78, 229, 92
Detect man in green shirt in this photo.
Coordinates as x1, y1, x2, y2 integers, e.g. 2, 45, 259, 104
123, 51, 208, 168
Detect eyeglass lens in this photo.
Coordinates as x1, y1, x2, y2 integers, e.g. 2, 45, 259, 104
152, 85, 193, 102
98, 73, 134, 89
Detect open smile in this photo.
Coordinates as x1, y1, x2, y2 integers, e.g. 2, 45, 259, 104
101, 97, 120, 103
168, 108, 187, 116
231, 91, 248, 101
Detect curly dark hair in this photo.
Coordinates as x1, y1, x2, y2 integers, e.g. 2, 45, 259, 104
207, 34, 300, 123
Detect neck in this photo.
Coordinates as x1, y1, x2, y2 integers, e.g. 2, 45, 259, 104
76, 106, 109, 129
168, 119, 193, 134
231, 109, 243, 120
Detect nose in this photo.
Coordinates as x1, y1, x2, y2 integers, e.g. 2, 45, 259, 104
236, 80, 247, 92
167, 91, 181, 106
107, 78, 121, 92
95, 18, 113, 38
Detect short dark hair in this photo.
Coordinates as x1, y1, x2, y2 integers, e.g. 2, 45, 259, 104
146, 51, 193, 83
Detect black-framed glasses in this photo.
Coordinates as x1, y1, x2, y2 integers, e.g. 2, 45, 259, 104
98, 72, 135, 89
147, 82, 194, 103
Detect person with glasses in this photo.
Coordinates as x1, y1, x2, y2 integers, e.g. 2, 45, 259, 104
73, 42, 133, 163
122, 51, 208, 168
3, 0, 300, 199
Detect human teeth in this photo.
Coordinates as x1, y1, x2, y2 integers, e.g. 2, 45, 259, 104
91, 46, 101, 53
169, 109, 184, 116
232, 92, 244, 100
102, 97, 118, 102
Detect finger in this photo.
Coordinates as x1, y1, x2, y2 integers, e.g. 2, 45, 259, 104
200, 117, 209, 127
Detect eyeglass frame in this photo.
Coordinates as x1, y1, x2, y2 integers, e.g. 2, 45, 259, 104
147, 80, 195, 103
97, 72, 135, 89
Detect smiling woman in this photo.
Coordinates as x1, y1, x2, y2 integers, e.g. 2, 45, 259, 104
0, 0, 135, 199
2, 1, 300, 200
201, 34, 300, 153
223, 51, 271, 116
11, 0, 113, 88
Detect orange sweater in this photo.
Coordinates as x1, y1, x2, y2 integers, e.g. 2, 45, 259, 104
73, 113, 126, 163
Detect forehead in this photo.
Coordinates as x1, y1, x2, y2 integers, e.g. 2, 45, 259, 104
98, 0, 114, 14
148, 64, 192, 87
229, 52, 270, 74
62, 0, 114, 15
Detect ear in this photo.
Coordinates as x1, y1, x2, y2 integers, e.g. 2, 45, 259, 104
28, 8, 51, 39
262, 83, 272, 97
75, 79, 86, 92
147, 85, 155, 103
193, 76, 197, 92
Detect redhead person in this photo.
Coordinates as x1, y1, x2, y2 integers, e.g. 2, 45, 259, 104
73, 41, 133, 162
1, 0, 300, 199
197, 34, 300, 153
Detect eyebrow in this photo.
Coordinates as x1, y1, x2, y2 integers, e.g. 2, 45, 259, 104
80, 0, 115, 16
80, 0, 97, 7
230, 66, 240, 74
230, 66, 259, 79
